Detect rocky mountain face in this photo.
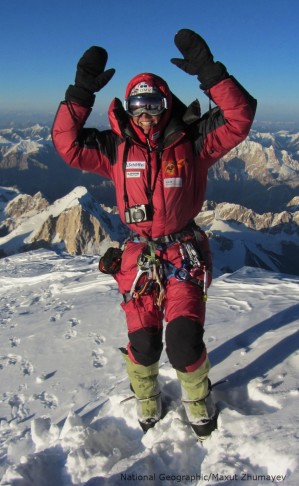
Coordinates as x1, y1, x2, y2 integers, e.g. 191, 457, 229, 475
2, 192, 49, 235
1, 186, 298, 277
30, 202, 128, 256
0, 125, 115, 207
1, 125, 298, 213
196, 198, 299, 232
206, 130, 299, 212
1, 124, 298, 275
195, 197, 299, 276
0, 187, 129, 257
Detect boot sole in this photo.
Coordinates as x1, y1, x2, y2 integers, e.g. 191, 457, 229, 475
139, 417, 160, 433
190, 411, 219, 440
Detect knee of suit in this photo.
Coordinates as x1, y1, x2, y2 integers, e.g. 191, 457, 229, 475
165, 316, 206, 372
128, 328, 163, 366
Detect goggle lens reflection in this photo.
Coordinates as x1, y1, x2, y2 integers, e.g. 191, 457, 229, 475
124, 95, 167, 117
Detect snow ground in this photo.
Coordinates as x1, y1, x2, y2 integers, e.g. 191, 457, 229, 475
0, 249, 298, 486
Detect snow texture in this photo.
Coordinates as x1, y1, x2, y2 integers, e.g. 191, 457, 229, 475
0, 249, 298, 485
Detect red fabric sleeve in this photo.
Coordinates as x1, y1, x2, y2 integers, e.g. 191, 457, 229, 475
51, 102, 113, 178
199, 77, 256, 168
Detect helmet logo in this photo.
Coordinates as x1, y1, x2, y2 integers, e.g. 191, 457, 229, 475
130, 82, 159, 96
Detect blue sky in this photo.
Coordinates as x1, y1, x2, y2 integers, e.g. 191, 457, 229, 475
1, 0, 299, 124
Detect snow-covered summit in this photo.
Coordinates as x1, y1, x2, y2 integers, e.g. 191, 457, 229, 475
1, 185, 298, 276
0, 186, 128, 257
0, 250, 298, 484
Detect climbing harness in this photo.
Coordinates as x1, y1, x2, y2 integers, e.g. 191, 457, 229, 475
129, 225, 210, 306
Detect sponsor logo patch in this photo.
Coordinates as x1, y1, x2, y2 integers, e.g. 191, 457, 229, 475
164, 177, 183, 188
164, 161, 176, 175
126, 161, 146, 170
163, 158, 187, 175
126, 171, 140, 178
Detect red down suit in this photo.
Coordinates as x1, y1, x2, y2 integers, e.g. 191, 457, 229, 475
52, 73, 257, 370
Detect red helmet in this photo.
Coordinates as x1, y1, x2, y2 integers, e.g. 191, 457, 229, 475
124, 73, 173, 146
125, 72, 172, 106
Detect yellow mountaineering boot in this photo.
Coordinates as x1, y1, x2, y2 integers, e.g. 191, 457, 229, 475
177, 357, 218, 440
122, 352, 162, 432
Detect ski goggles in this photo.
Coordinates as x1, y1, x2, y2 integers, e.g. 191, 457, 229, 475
124, 94, 167, 117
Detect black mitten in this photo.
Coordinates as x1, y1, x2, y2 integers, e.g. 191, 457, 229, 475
66, 46, 115, 107
171, 29, 228, 90
99, 247, 123, 275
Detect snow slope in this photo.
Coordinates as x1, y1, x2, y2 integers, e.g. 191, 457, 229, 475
0, 250, 298, 485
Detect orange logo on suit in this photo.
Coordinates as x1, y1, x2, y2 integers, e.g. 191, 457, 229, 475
177, 158, 187, 168
164, 161, 176, 175
163, 159, 187, 175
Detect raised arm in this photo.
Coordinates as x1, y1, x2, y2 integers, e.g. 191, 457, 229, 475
51, 46, 116, 177
171, 29, 257, 166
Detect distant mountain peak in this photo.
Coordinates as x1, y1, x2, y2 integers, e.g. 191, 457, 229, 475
0, 186, 128, 257
1, 125, 298, 212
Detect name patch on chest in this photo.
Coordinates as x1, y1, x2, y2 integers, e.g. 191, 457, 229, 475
126, 161, 146, 170
126, 171, 141, 178
164, 177, 183, 188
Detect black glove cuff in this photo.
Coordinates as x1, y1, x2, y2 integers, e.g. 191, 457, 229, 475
65, 85, 96, 108
197, 62, 229, 90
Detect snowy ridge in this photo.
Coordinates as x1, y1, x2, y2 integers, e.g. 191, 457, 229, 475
195, 209, 299, 277
0, 186, 128, 256
0, 125, 52, 160
0, 250, 298, 485
0, 187, 21, 221
0, 188, 86, 253
1, 185, 298, 277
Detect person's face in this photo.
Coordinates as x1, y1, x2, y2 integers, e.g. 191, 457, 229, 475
132, 112, 162, 135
